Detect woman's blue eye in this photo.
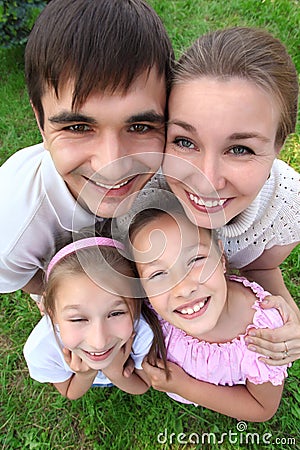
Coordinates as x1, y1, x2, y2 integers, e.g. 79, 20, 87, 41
174, 138, 195, 150
228, 145, 254, 156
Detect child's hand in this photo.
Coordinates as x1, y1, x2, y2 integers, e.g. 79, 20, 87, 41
62, 348, 97, 376
123, 357, 135, 378
142, 357, 188, 393
103, 334, 135, 379
245, 295, 300, 365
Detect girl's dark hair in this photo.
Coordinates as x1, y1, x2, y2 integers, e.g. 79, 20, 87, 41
141, 302, 169, 377
25, 0, 174, 129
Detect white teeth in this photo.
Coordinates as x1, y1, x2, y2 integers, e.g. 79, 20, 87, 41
89, 351, 106, 356
189, 193, 226, 208
93, 179, 130, 189
178, 300, 206, 315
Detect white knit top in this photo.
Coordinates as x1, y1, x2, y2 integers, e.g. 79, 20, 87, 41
217, 159, 300, 268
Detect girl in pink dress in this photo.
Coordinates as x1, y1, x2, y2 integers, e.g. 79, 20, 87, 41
129, 206, 290, 422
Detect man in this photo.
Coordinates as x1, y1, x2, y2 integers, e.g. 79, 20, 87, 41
0, 0, 173, 295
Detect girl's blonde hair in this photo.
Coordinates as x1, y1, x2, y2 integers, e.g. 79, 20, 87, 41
172, 27, 298, 147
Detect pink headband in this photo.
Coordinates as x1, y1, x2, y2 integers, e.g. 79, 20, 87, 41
46, 237, 125, 280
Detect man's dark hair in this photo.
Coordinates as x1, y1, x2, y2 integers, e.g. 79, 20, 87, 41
25, 0, 174, 128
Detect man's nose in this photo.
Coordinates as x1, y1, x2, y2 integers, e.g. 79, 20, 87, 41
90, 132, 132, 180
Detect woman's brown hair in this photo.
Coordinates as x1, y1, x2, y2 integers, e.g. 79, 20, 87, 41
171, 27, 298, 147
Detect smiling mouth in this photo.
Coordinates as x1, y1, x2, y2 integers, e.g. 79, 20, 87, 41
88, 350, 109, 356
175, 297, 210, 316
85, 175, 138, 190
188, 192, 227, 208
83, 347, 114, 361
93, 178, 133, 190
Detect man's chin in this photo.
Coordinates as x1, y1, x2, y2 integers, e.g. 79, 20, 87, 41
93, 195, 138, 219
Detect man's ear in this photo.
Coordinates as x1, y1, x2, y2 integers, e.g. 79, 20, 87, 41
31, 101, 46, 144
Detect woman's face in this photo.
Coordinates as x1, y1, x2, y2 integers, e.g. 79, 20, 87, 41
163, 77, 281, 228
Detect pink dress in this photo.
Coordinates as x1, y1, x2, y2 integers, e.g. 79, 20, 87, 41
160, 276, 290, 405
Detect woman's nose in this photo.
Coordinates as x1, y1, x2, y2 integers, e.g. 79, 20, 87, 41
196, 154, 226, 194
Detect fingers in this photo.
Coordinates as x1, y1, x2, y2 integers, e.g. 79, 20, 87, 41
62, 348, 89, 372
123, 356, 135, 378
121, 334, 135, 355
247, 323, 297, 343
142, 359, 168, 392
260, 295, 299, 323
62, 347, 72, 364
260, 295, 287, 310
246, 322, 300, 345
245, 327, 300, 365
142, 358, 165, 375
258, 350, 300, 366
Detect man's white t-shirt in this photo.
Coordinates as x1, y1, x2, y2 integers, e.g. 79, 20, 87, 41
0, 144, 97, 292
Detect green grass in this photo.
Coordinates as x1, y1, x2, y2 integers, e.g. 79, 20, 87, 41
1, 1, 299, 449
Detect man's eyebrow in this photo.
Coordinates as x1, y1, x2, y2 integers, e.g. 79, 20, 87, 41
127, 110, 165, 124
49, 112, 97, 124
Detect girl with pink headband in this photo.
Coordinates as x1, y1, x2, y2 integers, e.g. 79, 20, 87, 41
23, 234, 163, 400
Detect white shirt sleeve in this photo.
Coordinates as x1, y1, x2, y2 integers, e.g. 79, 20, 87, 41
23, 316, 73, 383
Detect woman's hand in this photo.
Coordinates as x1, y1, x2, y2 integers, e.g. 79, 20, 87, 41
245, 295, 300, 365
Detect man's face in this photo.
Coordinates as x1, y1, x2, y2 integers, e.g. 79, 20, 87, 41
38, 68, 166, 218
